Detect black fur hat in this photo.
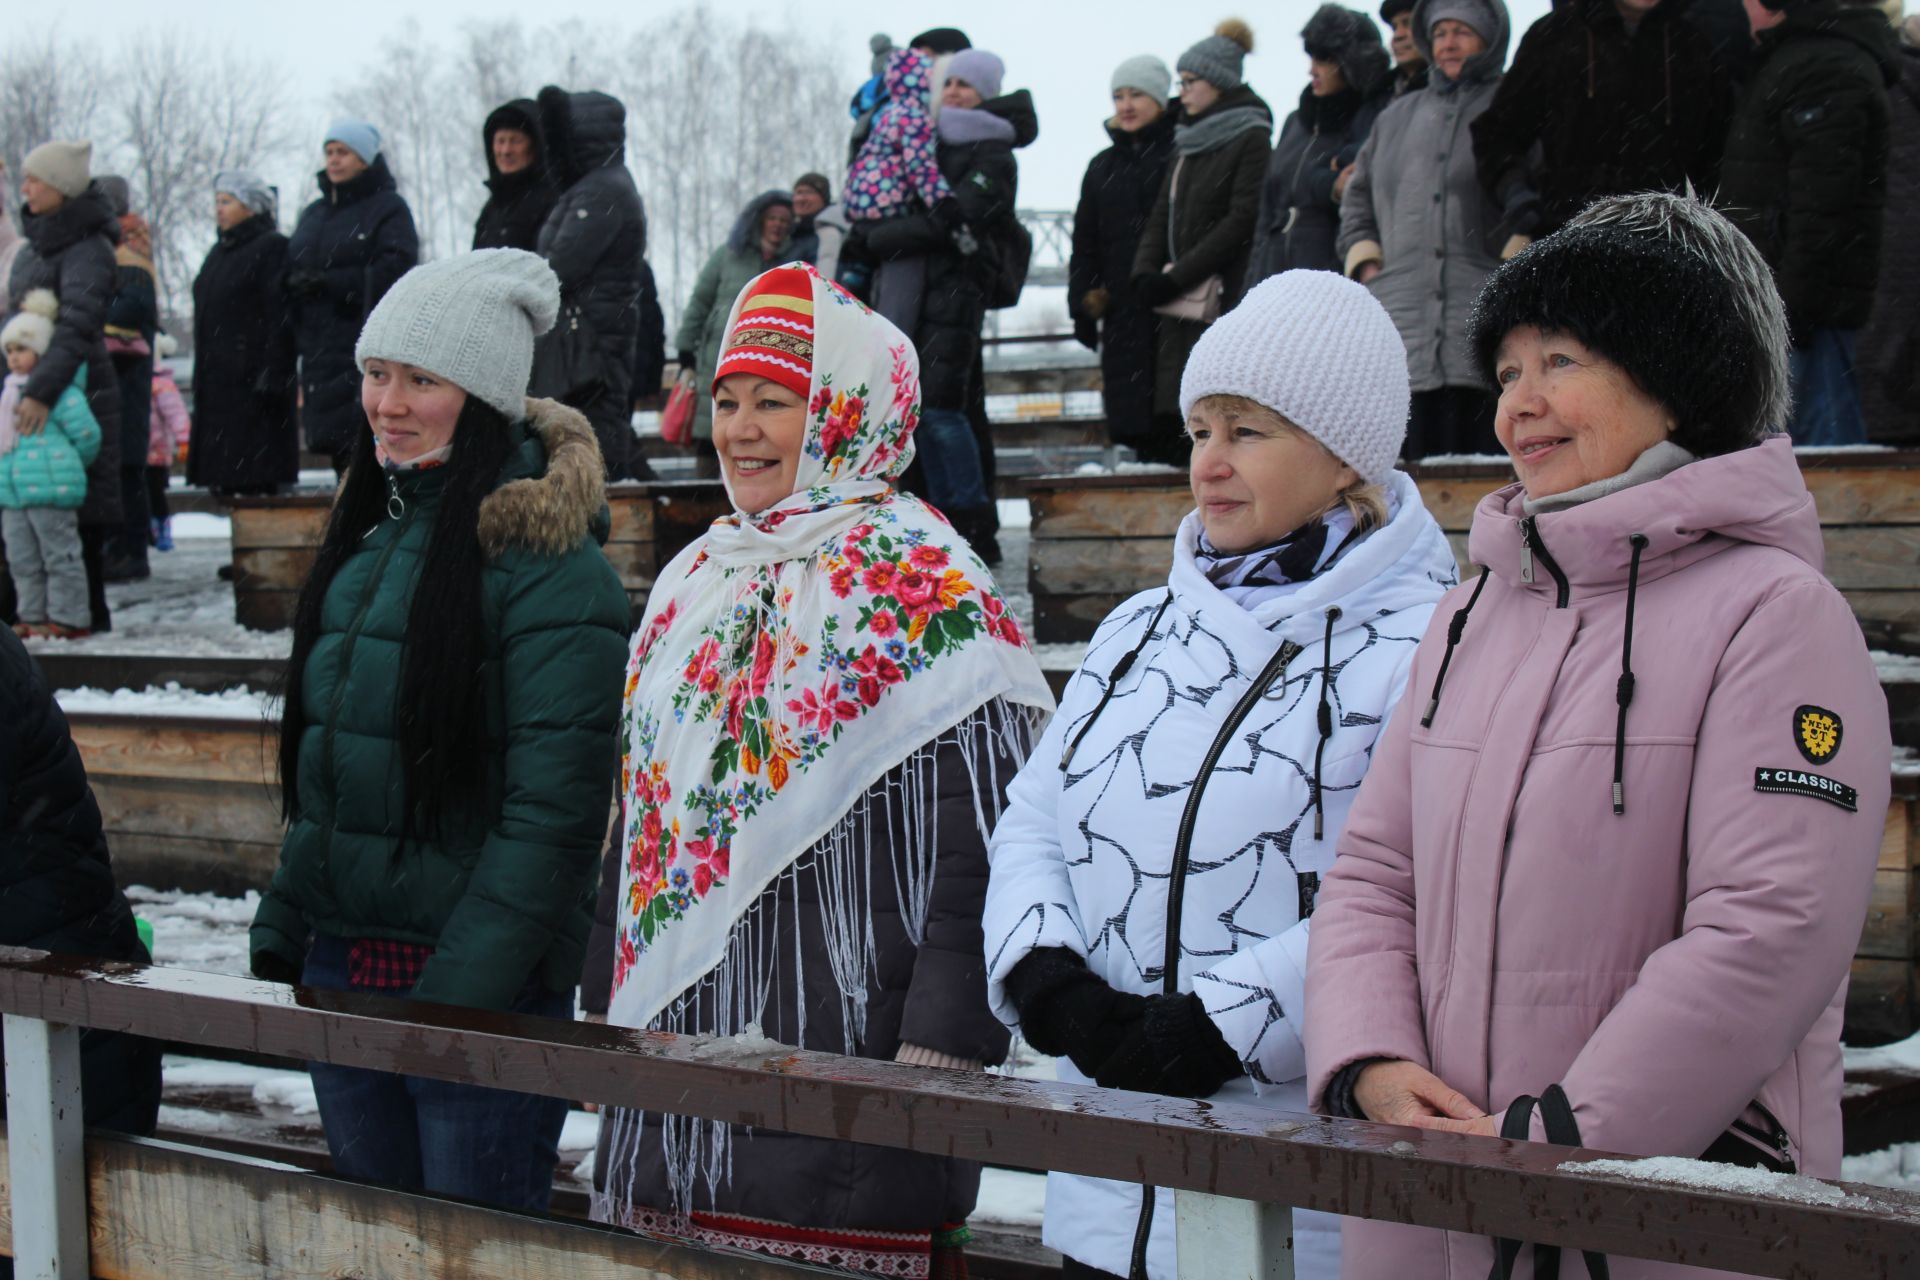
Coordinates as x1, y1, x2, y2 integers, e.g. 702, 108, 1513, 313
1302, 5, 1392, 95
1380, 0, 1417, 21
1468, 193, 1791, 456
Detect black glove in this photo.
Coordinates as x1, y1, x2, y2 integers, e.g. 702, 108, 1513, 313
950, 222, 981, 257
284, 267, 327, 299
252, 951, 302, 986
1005, 947, 1148, 1078
1073, 316, 1100, 352
1092, 992, 1243, 1098
677, 350, 697, 372
1132, 271, 1182, 308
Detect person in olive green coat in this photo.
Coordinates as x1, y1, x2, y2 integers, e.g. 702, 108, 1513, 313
672, 189, 794, 441
248, 248, 629, 1214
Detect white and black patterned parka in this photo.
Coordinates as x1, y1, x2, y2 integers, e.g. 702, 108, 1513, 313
983, 470, 1456, 1280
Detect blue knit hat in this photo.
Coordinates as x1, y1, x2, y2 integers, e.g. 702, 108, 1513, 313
324, 118, 381, 164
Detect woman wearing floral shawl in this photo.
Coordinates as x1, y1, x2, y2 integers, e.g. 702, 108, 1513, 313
592, 263, 1053, 1278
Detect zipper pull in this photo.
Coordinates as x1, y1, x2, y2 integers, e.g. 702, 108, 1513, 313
1519, 518, 1535, 585
386, 474, 406, 521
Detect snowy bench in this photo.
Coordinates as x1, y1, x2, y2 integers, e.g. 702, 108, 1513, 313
1, 947, 1917, 1280
1027, 450, 1920, 648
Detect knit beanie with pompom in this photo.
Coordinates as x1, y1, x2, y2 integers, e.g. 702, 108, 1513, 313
0, 290, 59, 357
1180, 270, 1409, 483
355, 249, 560, 421
1179, 19, 1256, 90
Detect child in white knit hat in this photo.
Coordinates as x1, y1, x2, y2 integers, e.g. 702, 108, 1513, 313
2, 290, 103, 638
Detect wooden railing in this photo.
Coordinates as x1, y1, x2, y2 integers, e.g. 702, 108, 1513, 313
2, 948, 1918, 1279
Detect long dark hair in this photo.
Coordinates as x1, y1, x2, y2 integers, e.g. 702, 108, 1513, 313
278, 399, 519, 841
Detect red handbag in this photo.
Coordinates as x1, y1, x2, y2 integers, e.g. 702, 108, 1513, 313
660, 370, 697, 446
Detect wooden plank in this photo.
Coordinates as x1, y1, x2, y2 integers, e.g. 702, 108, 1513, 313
0, 1133, 825, 1280
235, 590, 297, 633
230, 504, 329, 550
232, 546, 316, 592
1845, 592, 1920, 653
89, 774, 284, 848
1033, 591, 1132, 644
1882, 800, 1916, 872
68, 719, 273, 785
1821, 528, 1920, 592
1030, 539, 1172, 596
605, 494, 653, 545
1861, 868, 1920, 960
92, 830, 279, 897
984, 366, 1104, 396
1032, 488, 1192, 540
600, 540, 657, 594
1804, 468, 1920, 524
1849, 957, 1918, 1045
1419, 476, 1509, 531
1, 956, 1916, 1278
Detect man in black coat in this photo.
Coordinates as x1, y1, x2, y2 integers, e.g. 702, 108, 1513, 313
286, 122, 419, 473
0, 628, 162, 1138
7, 144, 124, 633
530, 87, 655, 481
1722, 0, 1897, 445
1472, 0, 1730, 244
472, 100, 561, 253
191, 176, 299, 496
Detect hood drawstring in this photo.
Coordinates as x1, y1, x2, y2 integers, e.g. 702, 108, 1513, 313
1587, 29, 1596, 98
1663, 25, 1673, 126
1059, 591, 1174, 772
1312, 607, 1343, 841
1612, 534, 1648, 815
1421, 567, 1490, 729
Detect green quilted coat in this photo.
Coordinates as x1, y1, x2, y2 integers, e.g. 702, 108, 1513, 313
250, 399, 631, 1010
0, 370, 102, 509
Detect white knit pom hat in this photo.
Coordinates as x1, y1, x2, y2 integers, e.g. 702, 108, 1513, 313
1178, 269, 1410, 483
355, 249, 560, 420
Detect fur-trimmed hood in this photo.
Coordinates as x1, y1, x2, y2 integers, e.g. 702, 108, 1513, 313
478, 396, 609, 559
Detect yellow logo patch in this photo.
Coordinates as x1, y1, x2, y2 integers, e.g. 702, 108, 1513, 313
1795, 705, 1842, 765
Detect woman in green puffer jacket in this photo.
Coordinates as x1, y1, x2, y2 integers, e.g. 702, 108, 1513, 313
247, 248, 629, 1214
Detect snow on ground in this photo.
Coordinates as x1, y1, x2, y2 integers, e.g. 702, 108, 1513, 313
1878, 650, 1920, 683
560, 1110, 602, 1151
54, 683, 278, 719
129, 886, 257, 977
1846, 1030, 1920, 1073
21, 529, 291, 660
973, 1167, 1047, 1228
1847, 1144, 1920, 1190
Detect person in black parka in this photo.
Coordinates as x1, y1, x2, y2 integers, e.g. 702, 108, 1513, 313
472, 99, 561, 253
286, 120, 419, 473
531, 86, 654, 482
1721, 0, 1897, 446
96, 175, 157, 583
1070, 57, 1180, 463
1859, 13, 1920, 443
191, 173, 298, 496
7, 142, 124, 634
1470, 0, 1730, 247
0, 626, 162, 1139
1249, 5, 1393, 283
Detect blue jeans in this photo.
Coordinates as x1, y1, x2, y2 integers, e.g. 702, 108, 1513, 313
301, 936, 572, 1212
1786, 329, 1866, 446
917, 407, 990, 512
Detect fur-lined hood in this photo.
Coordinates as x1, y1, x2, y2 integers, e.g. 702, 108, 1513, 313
478, 396, 609, 559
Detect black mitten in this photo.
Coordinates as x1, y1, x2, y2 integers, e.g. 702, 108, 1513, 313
1092, 992, 1243, 1097
1131, 271, 1182, 308
1005, 947, 1148, 1077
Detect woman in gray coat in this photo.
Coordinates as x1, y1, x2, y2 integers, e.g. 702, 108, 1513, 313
1337, 0, 1510, 457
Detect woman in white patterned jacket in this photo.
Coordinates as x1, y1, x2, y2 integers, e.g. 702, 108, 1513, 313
983, 269, 1456, 1280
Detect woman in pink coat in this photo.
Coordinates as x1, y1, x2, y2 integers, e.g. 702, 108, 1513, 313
1304, 191, 1891, 1279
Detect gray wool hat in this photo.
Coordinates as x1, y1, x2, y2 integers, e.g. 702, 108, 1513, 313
96, 174, 131, 216
23, 140, 93, 199
1112, 54, 1173, 100
355, 249, 561, 420
1179, 19, 1256, 91
214, 169, 276, 216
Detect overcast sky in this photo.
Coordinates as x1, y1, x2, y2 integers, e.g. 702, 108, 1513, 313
47, 0, 1555, 212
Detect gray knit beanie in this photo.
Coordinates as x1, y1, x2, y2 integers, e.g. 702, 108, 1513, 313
1112, 54, 1173, 100
23, 141, 92, 199
215, 170, 276, 216
1180, 270, 1409, 483
355, 250, 560, 420
947, 49, 1006, 100
1178, 19, 1256, 91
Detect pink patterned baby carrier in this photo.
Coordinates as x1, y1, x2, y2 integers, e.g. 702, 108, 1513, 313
842, 48, 954, 222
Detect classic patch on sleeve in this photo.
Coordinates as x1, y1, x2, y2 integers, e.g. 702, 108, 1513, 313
1754, 767, 1856, 812
1794, 705, 1842, 764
